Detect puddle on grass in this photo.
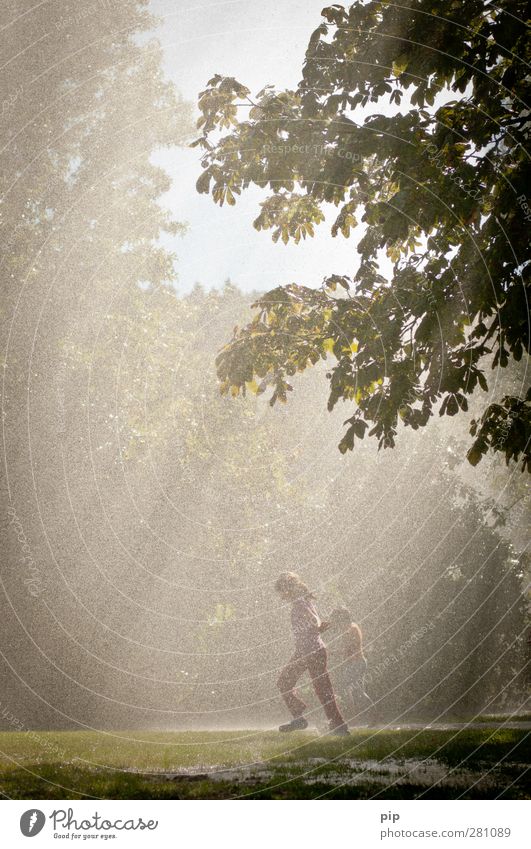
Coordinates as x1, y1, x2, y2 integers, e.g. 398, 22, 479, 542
129, 756, 520, 792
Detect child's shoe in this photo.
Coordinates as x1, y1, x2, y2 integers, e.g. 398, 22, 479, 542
279, 717, 308, 732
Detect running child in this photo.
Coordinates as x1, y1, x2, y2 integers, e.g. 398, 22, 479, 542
275, 572, 349, 736
329, 607, 372, 722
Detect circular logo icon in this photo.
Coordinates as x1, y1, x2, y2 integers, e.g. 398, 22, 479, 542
20, 809, 46, 837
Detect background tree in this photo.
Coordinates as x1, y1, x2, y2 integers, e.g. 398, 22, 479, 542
194, 0, 530, 471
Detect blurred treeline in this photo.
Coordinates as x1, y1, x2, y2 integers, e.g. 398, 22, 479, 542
2, 277, 528, 728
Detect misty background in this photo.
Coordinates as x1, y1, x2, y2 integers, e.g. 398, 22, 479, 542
0, 0, 528, 731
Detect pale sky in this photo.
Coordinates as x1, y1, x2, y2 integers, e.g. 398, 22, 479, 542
149, 0, 365, 292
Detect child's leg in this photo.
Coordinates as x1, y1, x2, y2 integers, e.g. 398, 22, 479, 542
277, 654, 309, 717
307, 648, 346, 727
349, 661, 373, 719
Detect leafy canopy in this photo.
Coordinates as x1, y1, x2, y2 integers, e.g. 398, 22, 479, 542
193, 0, 530, 471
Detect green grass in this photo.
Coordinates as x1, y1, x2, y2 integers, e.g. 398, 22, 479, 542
0, 727, 529, 800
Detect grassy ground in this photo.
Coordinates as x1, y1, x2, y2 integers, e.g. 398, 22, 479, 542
0, 724, 528, 800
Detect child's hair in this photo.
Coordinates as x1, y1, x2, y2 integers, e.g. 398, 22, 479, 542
274, 571, 315, 600
330, 607, 352, 627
